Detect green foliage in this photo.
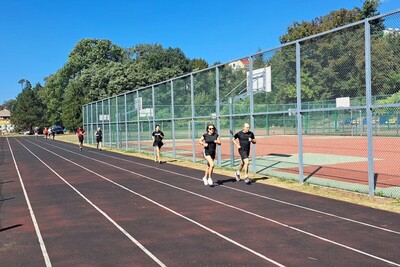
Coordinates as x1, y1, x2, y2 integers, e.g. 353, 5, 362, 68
0, 99, 16, 110
279, 0, 380, 43
11, 81, 47, 130
62, 80, 85, 131
189, 58, 209, 71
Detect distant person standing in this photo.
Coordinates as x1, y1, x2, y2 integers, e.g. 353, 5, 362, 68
152, 125, 164, 163
232, 123, 256, 184
43, 127, 49, 139
94, 127, 103, 150
51, 127, 56, 140
76, 127, 86, 151
34, 127, 39, 138
199, 124, 221, 186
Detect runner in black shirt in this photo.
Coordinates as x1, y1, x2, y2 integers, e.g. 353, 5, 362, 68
232, 123, 256, 184
152, 125, 164, 163
95, 127, 103, 150
199, 124, 221, 186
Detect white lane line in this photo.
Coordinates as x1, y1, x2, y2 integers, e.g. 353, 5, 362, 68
28, 138, 400, 266
14, 139, 166, 267
90, 147, 400, 235
23, 139, 285, 266
6, 138, 52, 267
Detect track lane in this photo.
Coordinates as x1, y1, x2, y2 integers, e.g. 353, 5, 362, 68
20, 137, 400, 266
6, 138, 166, 266
0, 137, 50, 266
15, 138, 283, 266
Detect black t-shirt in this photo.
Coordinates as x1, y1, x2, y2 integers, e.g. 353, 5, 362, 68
234, 130, 255, 152
203, 133, 219, 151
152, 131, 164, 142
95, 130, 102, 138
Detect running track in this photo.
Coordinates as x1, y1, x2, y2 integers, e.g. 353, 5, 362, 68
1, 137, 399, 266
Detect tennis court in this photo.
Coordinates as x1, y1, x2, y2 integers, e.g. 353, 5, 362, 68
1, 136, 400, 266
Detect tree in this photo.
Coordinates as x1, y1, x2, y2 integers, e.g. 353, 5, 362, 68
0, 99, 16, 111
189, 58, 209, 71
18, 79, 26, 90
279, 0, 380, 44
62, 80, 85, 131
268, 0, 389, 105
11, 81, 46, 131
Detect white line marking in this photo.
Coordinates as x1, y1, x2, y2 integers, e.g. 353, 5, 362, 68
89, 146, 400, 235
22, 139, 285, 266
29, 138, 400, 266
6, 138, 52, 267
14, 139, 166, 267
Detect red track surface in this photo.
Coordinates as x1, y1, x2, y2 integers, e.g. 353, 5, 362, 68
1, 136, 400, 266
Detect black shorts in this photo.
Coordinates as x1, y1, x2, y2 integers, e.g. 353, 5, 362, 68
96, 137, 102, 143
238, 148, 250, 160
204, 150, 216, 160
78, 136, 84, 143
153, 141, 163, 148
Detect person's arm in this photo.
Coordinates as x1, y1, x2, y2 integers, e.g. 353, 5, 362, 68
215, 136, 221, 145
232, 135, 240, 149
250, 133, 256, 144
199, 135, 205, 146
199, 135, 207, 147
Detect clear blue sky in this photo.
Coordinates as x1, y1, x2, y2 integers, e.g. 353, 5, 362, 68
0, 0, 398, 104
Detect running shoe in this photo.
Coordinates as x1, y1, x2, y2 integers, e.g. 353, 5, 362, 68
235, 171, 241, 181
203, 177, 208, 185
244, 178, 251, 184
207, 178, 213, 186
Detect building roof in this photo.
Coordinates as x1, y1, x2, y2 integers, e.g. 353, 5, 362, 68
0, 109, 11, 117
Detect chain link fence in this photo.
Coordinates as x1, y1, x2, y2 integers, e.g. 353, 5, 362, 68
83, 10, 400, 198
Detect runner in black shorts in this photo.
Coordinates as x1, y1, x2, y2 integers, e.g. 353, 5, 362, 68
232, 123, 256, 184
95, 127, 103, 150
76, 127, 86, 151
199, 124, 221, 186
152, 125, 164, 163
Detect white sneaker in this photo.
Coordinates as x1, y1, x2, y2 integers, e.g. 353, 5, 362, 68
203, 177, 208, 185
235, 171, 241, 181
244, 178, 251, 184
207, 178, 213, 185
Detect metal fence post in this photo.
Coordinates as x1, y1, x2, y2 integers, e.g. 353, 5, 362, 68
216, 66, 222, 167
171, 81, 176, 158
190, 74, 196, 162
365, 20, 375, 196
296, 41, 305, 183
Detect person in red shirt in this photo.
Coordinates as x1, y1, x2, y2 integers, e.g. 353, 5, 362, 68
76, 127, 86, 150
43, 127, 49, 139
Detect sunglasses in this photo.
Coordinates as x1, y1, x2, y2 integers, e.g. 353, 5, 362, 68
208, 127, 215, 130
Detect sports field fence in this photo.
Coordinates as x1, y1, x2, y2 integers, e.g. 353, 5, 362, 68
83, 10, 400, 198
